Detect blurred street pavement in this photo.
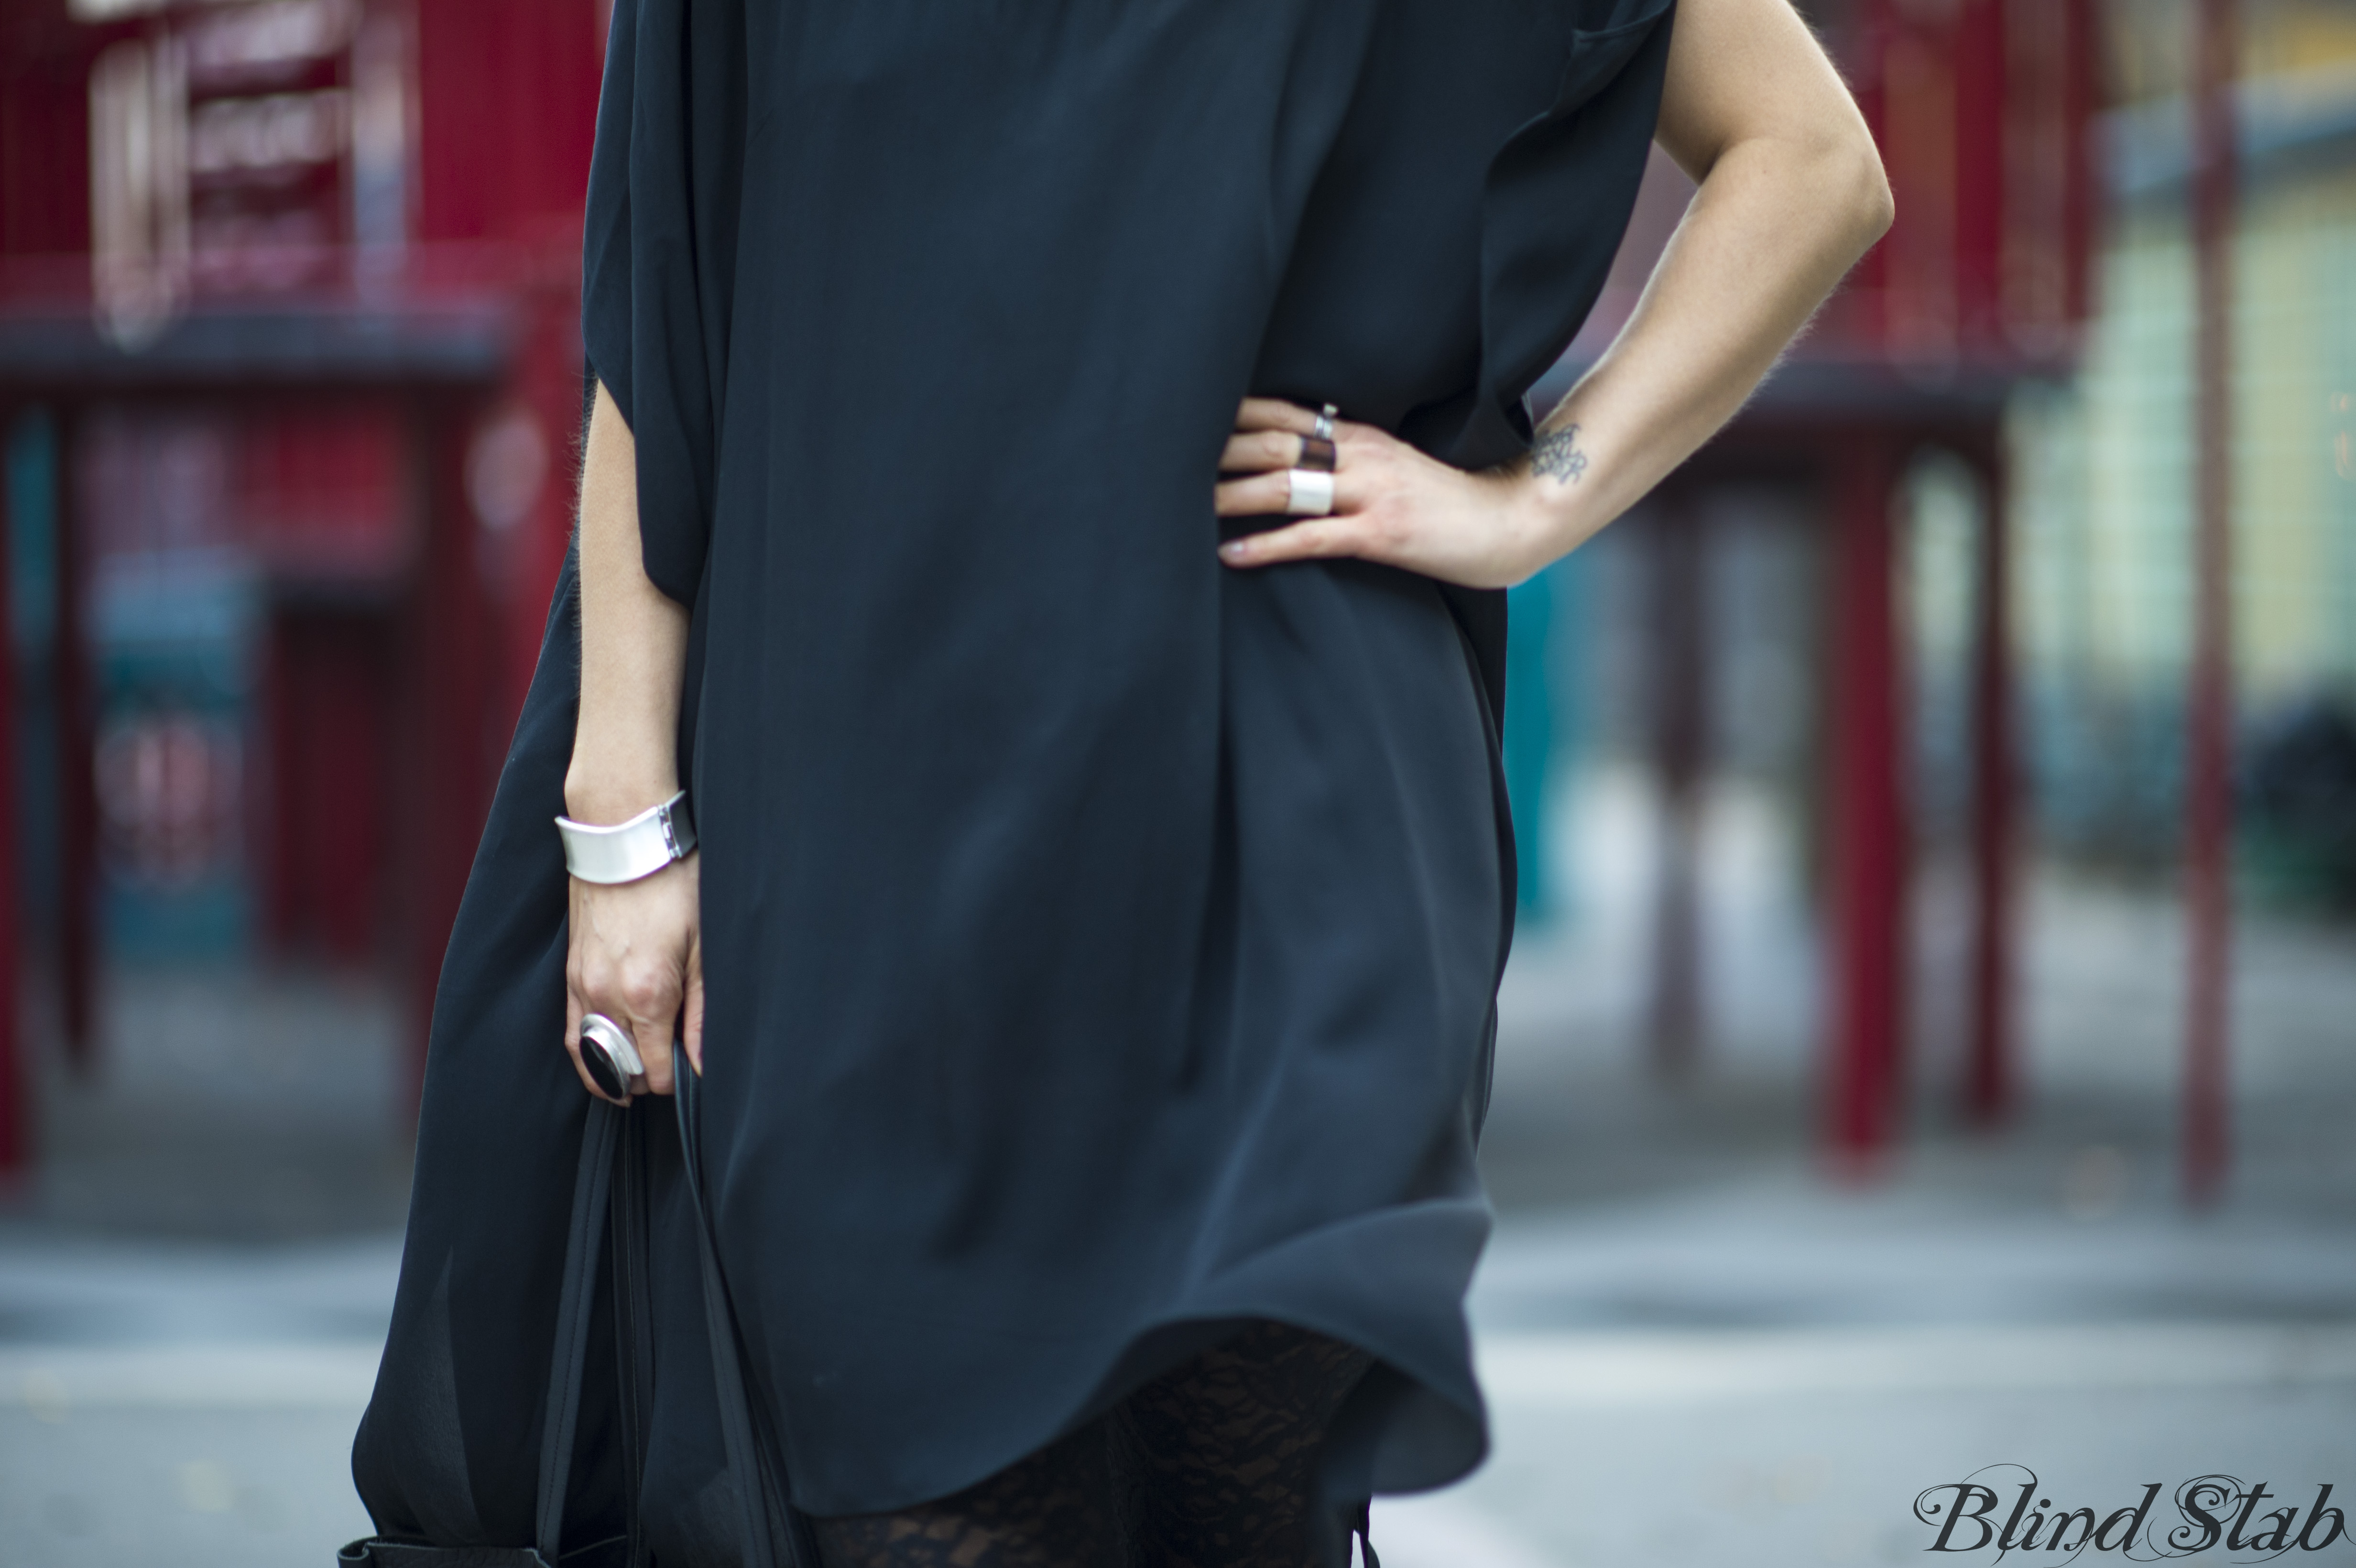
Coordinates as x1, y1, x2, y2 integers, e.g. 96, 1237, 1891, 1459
0, 965, 407, 1566
4, 847, 2355, 1568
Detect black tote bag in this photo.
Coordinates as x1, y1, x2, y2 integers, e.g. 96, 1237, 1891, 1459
341, 1070, 820, 1568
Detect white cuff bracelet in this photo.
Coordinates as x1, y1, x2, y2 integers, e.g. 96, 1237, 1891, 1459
1285, 468, 1335, 516
556, 790, 697, 884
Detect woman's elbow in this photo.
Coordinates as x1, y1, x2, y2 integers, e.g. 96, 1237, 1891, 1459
1782, 127, 1893, 264
1836, 131, 1896, 251
1853, 148, 1896, 249
1723, 120, 1894, 257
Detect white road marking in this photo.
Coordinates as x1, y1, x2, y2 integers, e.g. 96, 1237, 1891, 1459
1477, 1321, 2356, 1407
0, 1343, 381, 1411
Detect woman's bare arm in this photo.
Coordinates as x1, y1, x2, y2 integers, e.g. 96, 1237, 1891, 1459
1215, 0, 1894, 582
1521, 0, 1893, 551
561, 381, 701, 1100
570, 383, 687, 821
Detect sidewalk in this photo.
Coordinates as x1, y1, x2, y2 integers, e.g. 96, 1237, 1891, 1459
3, 835, 2354, 1567
0, 966, 406, 1566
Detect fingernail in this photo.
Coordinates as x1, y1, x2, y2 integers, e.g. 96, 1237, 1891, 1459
1219, 541, 1246, 562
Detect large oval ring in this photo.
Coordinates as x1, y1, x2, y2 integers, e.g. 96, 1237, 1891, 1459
1285, 468, 1336, 516
578, 1011, 647, 1099
1312, 403, 1338, 444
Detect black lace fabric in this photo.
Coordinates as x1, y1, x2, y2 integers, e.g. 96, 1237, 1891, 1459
809, 1321, 1375, 1568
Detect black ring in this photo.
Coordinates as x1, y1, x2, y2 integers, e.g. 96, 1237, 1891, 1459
579, 1032, 629, 1100
1299, 435, 1337, 473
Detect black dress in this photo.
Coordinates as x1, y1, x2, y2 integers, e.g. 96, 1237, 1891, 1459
353, 0, 1673, 1557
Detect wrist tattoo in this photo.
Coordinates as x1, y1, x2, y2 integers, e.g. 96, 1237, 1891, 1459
1532, 423, 1590, 486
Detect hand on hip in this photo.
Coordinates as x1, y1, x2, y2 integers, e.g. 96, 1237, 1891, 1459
1212, 398, 1555, 589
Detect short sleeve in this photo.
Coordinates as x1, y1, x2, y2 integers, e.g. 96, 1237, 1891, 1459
1452, 0, 1677, 470
580, 0, 748, 607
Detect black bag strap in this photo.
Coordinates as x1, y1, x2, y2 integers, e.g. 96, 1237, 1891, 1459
342, 1100, 631, 1568
610, 1107, 658, 1568
673, 1063, 816, 1568
534, 1098, 622, 1563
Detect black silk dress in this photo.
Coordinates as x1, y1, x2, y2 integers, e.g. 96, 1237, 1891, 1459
353, 0, 1674, 1558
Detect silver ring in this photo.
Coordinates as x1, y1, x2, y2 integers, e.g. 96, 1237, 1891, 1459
579, 1012, 647, 1078
1285, 468, 1335, 516
1312, 403, 1338, 444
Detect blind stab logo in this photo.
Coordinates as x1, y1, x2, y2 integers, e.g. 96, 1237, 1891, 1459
1914, 1468, 2348, 1560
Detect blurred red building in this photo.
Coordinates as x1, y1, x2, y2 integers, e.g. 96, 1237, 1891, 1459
1539, 0, 2100, 1167
0, 0, 606, 1175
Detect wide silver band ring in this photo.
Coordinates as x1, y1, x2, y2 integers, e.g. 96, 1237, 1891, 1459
1285, 468, 1336, 516
1312, 403, 1338, 444
579, 1012, 647, 1079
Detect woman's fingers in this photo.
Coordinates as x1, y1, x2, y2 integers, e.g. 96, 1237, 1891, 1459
1213, 463, 1374, 519
1219, 427, 1309, 474
1212, 469, 1295, 517
1235, 396, 1321, 436
632, 1021, 676, 1097
568, 957, 678, 1102
1217, 429, 1344, 477
563, 858, 700, 1101
1216, 397, 1555, 586
1214, 417, 1385, 519
1216, 398, 1379, 565
682, 933, 706, 1078
1218, 517, 1376, 568
603, 959, 679, 1097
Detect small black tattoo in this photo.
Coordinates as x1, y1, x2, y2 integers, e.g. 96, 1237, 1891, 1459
1532, 423, 1590, 485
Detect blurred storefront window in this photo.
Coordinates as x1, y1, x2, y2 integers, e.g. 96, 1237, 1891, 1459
2013, 0, 2356, 897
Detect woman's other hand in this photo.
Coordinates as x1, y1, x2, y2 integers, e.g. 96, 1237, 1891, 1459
564, 377, 698, 1103
1214, 399, 1556, 588
564, 850, 703, 1102
1219, 0, 1893, 588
